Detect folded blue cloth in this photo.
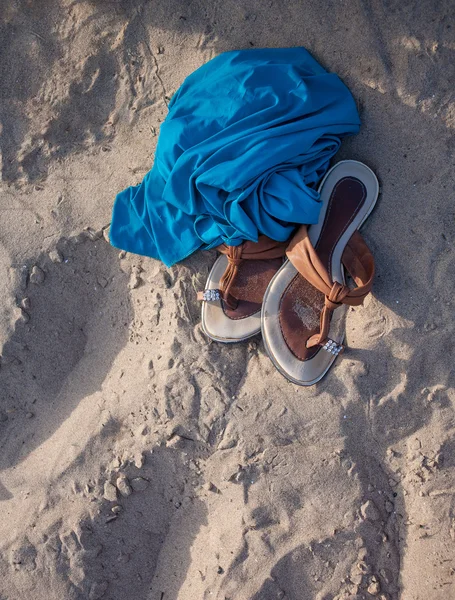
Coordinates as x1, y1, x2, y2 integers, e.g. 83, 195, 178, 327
110, 48, 360, 266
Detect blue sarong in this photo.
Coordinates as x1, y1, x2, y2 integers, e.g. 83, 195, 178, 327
110, 48, 360, 266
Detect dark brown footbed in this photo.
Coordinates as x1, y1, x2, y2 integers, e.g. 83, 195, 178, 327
223, 257, 284, 320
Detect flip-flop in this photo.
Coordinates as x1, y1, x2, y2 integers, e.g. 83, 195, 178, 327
261, 160, 378, 385
198, 236, 288, 343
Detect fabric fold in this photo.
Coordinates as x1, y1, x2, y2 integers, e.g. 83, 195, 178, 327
110, 47, 360, 266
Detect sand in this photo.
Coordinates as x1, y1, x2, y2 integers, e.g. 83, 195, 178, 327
1, 1, 454, 599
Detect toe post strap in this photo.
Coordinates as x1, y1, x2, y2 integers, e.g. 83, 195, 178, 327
199, 236, 288, 309
287, 226, 375, 350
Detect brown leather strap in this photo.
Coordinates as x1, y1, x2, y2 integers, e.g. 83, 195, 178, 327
216, 236, 288, 308
286, 226, 374, 348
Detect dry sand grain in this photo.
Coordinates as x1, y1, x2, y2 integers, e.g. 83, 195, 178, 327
1, 1, 455, 599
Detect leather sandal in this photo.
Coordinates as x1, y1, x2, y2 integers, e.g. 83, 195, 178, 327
198, 236, 288, 342
261, 160, 379, 385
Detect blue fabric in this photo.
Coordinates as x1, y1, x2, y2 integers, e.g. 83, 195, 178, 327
110, 47, 360, 266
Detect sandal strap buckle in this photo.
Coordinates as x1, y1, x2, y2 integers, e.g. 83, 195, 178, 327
322, 339, 344, 355
198, 288, 221, 302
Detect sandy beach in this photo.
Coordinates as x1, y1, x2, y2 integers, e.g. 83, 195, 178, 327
1, 1, 454, 599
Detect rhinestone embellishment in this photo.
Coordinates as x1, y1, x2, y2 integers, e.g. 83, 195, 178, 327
202, 289, 221, 302
322, 339, 343, 355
